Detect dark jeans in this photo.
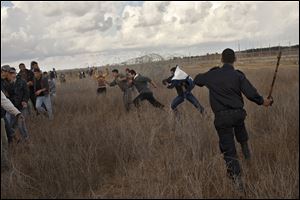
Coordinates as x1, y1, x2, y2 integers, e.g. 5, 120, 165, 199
171, 92, 204, 111
214, 109, 248, 178
133, 92, 164, 109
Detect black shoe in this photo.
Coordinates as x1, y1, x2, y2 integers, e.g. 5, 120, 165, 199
241, 142, 251, 160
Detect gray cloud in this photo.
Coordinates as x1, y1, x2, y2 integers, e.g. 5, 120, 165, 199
1, 1, 299, 69
157, 1, 170, 13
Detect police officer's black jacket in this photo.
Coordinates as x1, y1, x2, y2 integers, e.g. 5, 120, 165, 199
194, 64, 264, 114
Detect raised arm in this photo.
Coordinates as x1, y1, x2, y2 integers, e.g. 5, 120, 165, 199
194, 73, 206, 87
162, 75, 173, 86
93, 73, 99, 80
103, 68, 109, 78
118, 76, 127, 81
150, 80, 158, 88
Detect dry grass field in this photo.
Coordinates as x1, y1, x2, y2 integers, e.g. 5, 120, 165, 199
1, 53, 299, 199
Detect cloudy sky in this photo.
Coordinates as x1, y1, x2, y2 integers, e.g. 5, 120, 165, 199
1, 1, 299, 71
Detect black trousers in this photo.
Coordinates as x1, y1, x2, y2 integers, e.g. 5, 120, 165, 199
214, 109, 248, 178
133, 92, 164, 109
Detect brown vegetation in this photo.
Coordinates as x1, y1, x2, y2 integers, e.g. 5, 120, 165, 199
1, 55, 299, 199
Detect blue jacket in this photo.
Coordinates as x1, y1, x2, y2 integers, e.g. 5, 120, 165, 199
163, 75, 194, 96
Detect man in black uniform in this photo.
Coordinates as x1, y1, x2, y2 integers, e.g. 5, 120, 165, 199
194, 48, 272, 191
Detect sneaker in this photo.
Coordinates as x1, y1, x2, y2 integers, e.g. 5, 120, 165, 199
241, 142, 251, 160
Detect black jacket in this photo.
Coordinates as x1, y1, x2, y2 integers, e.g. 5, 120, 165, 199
14, 75, 30, 110
18, 69, 34, 89
162, 75, 188, 96
33, 76, 49, 96
194, 64, 264, 114
2, 76, 29, 110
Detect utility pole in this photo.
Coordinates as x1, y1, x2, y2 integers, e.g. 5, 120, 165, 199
189, 48, 191, 64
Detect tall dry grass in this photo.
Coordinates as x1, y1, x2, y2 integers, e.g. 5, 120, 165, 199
1, 61, 299, 199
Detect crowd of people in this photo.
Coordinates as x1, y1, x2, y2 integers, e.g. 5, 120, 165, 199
94, 67, 165, 112
1, 61, 57, 170
84, 49, 274, 192
94, 65, 205, 114
1, 48, 274, 193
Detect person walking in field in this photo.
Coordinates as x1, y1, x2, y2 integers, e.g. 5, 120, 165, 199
106, 69, 132, 111
48, 71, 56, 98
33, 68, 53, 120
125, 68, 131, 76
59, 73, 66, 84
30, 61, 42, 113
128, 70, 165, 110
43, 71, 56, 106
2, 65, 16, 143
162, 65, 204, 116
52, 68, 57, 79
194, 48, 273, 192
3, 67, 30, 142
18, 63, 36, 113
1, 90, 25, 171
94, 68, 109, 95
125, 68, 135, 92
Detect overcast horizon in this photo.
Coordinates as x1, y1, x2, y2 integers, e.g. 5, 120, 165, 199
1, 1, 299, 71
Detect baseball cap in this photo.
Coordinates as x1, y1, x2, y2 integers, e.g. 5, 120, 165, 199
1, 65, 11, 72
